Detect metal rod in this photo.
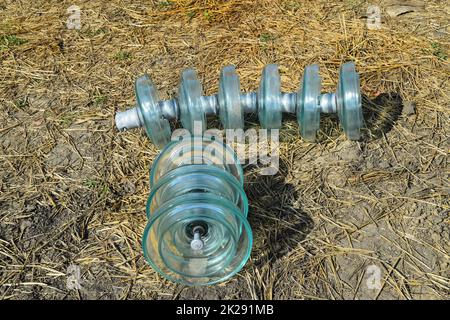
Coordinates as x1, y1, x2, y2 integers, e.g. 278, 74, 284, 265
200, 94, 219, 116
241, 92, 257, 113
319, 93, 337, 113
116, 91, 338, 130
280, 92, 297, 113
158, 99, 178, 120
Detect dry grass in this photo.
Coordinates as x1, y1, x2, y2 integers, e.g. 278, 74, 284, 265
0, 0, 449, 299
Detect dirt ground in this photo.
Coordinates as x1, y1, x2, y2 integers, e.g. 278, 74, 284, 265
0, 0, 448, 300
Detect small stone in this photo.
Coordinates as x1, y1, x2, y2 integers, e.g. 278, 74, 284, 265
121, 180, 136, 195
431, 232, 441, 243
379, 160, 390, 169
402, 101, 416, 116
337, 141, 361, 162
20, 220, 32, 232
327, 171, 347, 187
25, 204, 36, 212
432, 215, 443, 224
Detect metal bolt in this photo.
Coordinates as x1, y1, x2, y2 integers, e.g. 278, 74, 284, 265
190, 231, 204, 251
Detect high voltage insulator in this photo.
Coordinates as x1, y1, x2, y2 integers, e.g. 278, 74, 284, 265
116, 62, 363, 147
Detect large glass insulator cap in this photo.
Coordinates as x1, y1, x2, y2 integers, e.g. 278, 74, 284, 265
143, 137, 252, 285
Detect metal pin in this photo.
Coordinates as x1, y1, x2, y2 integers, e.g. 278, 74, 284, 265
190, 231, 204, 251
